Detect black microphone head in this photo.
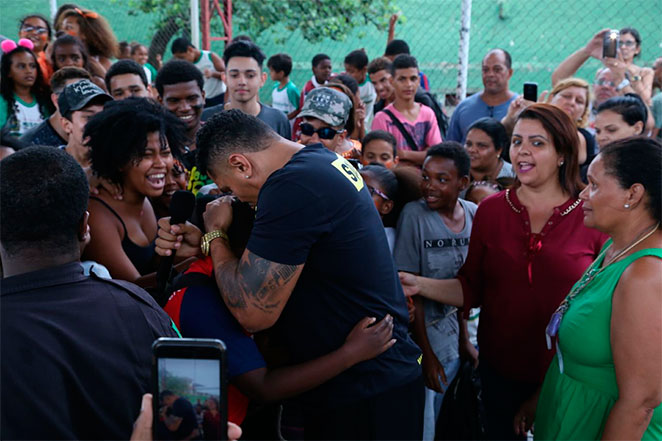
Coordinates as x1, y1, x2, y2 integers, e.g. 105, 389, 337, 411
168, 190, 196, 224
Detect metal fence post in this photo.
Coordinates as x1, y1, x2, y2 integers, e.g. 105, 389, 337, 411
457, 0, 472, 101
191, 0, 200, 48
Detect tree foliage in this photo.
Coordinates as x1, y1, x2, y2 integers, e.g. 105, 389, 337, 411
119, 0, 398, 45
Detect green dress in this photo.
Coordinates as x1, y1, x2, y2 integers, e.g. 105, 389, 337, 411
535, 241, 662, 440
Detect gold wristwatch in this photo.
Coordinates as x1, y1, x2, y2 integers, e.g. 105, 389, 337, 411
200, 229, 229, 256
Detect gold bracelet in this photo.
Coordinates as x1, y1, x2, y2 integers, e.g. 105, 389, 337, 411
200, 229, 229, 256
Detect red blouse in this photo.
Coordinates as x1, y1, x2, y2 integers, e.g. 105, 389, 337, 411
459, 189, 607, 384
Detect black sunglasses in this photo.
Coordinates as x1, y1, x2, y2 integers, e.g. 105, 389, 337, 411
300, 122, 342, 140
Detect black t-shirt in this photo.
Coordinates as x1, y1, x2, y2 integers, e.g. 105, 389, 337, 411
201, 103, 291, 140
165, 397, 199, 440
246, 143, 421, 408
19, 118, 66, 147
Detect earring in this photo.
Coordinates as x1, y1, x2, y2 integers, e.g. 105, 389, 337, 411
559, 160, 564, 166
624, 204, 630, 209
244, 175, 250, 179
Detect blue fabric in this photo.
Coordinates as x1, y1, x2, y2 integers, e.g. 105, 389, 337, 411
446, 93, 517, 143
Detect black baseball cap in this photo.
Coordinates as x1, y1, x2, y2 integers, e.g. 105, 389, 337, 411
58, 80, 112, 119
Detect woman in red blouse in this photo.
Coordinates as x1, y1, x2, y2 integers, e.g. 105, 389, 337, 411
400, 103, 607, 440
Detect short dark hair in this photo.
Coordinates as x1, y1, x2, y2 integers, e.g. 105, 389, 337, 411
20, 14, 52, 40
171, 37, 193, 54
344, 49, 369, 70
600, 137, 661, 223
105, 59, 148, 91
367, 57, 392, 75
360, 164, 398, 200
597, 93, 648, 133
620, 27, 642, 57
385, 39, 410, 56
196, 109, 278, 176
362, 130, 397, 157
467, 117, 509, 153
154, 59, 204, 96
160, 390, 175, 401
312, 53, 331, 68
267, 53, 293, 76
391, 54, 418, 76
484, 48, 512, 70
50, 67, 91, 95
425, 141, 471, 177
1, 146, 88, 256
231, 35, 253, 43
223, 40, 266, 69
328, 74, 359, 95
85, 98, 188, 185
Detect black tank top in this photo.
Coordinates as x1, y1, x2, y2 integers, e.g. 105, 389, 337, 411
89, 197, 156, 275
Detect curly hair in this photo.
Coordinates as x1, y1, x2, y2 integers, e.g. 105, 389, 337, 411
61, 8, 118, 59
85, 98, 187, 186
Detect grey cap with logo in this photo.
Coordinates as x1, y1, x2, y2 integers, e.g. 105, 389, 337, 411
298, 87, 352, 128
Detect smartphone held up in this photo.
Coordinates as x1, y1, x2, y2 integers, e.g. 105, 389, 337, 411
603, 29, 620, 58
152, 338, 228, 441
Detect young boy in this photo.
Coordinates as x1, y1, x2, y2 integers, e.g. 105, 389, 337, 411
171, 37, 226, 107
267, 53, 300, 123
344, 49, 377, 128
105, 59, 151, 100
371, 55, 441, 166
393, 142, 476, 441
361, 130, 399, 169
368, 57, 396, 114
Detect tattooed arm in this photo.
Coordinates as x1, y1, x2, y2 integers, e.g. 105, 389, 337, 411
209, 236, 303, 332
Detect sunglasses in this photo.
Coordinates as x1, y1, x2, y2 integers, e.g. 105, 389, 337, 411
595, 79, 615, 87
21, 26, 48, 35
367, 185, 390, 200
300, 122, 342, 140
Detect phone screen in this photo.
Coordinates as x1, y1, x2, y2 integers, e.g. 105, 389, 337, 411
153, 339, 226, 441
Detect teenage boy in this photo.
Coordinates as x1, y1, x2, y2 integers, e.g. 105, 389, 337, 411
267, 53, 300, 123
20, 67, 90, 147
58, 79, 112, 168
371, 55, 441, 166
384, 38, 430, 92
361, 130, 399, 169
344, 49, 377, 128
171, 37, 226, 107
222, 40, 290, 140
394, 142, 477, 441
155, 59, 212, 194
368, 57, 396, 114
105, 59, 152, 100
447, 49, 517, 143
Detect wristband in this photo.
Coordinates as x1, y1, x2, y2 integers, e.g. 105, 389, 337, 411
616, 78, 630, 91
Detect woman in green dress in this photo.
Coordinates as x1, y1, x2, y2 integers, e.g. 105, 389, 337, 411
532, 137, 662, 440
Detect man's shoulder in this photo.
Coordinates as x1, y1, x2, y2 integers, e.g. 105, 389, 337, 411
19, 120, 62, 146
259, 103, 288, 122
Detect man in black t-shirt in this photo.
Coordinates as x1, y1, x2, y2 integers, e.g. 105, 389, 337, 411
155, 109, 423, 440
158, 391, 201, 440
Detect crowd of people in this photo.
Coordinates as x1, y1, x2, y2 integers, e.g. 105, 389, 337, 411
1, 5, 661, 441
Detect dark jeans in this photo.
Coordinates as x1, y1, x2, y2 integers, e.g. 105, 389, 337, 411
304, 375, 425, 440
479, 361, 538, 440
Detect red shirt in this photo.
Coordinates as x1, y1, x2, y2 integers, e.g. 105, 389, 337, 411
459, 189, 607, 384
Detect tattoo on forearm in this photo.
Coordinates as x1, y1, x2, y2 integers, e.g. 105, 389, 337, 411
216, 251, 299, 314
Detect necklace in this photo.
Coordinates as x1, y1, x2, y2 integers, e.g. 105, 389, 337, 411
505, 188, 581, 217
546, 221, 660, 342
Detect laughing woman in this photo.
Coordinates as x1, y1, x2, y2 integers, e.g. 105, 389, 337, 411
82, 98, 187, 286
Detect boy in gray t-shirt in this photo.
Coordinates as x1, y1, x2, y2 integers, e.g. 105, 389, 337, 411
394, 142, 477, 441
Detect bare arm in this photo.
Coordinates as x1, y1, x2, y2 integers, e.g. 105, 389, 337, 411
412, 294, 447, 392
399, 272, 464, 307
551, 29, 608, 86
210, 52, 226, 81
397, 149, 427, 166
234, 315, 395, 402
387, 13, 398, 45
602, 255, 662, 439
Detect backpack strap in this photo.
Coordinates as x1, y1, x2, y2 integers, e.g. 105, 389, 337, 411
383, 109, 420, 151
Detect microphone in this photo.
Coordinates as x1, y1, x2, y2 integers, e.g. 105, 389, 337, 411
155, 190, 196, 304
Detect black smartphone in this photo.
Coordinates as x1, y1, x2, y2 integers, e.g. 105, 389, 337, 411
152, 338, 227, 441
523, 82, 538, 102
603, 29, 619, 58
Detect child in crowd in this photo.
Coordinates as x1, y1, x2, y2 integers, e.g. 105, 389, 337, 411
60, 7, 119, 71
171, 37, 226, 107
361, 130, 399, 168
267, 53, 300, 123
344, 49, 377, 129
394, 142, 476, 441
18, 14, 53, 83
118, 41, 131, 59
293, 53, 333, 139
359, 164, 399, 252
371, 54, 441, 166
130, 43, 154, 84
50, 35, 106, 90
328, 74, 365, 141
0, 39, 53, 137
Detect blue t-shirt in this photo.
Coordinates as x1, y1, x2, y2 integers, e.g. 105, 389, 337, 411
246, 143, 421, 408
447, 92, 517, 144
